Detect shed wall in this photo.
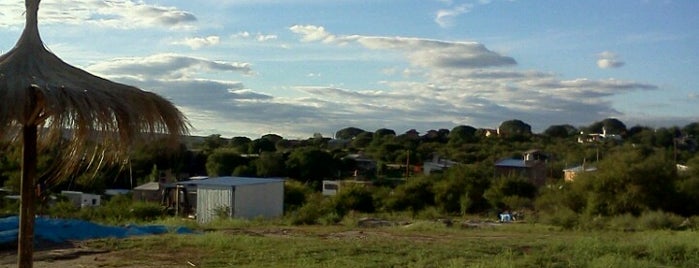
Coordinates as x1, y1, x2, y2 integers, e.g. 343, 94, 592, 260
234, 182, 284, 219
196, 187, 233, 224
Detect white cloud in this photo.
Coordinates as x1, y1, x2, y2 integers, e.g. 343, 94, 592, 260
232, 31, 251, 38
256, 34, 278, 42
433, 0, 504, 28
435, 4, 472, 28
86, 53, 252, 80
289, 25, 335, 43
174, 36, 220, 50
597, 51, 625, 69
282, 26, 661, 134
0, 0, 196, 29
232, 31, 278, 42
290, 25, 516, 69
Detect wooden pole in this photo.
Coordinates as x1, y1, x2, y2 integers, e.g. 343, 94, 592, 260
18, 124, 37, 268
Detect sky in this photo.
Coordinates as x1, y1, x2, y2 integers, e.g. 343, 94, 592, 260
0, 0, 697, 139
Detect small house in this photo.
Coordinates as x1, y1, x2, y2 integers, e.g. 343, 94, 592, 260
322, 180, 374, 196
494, 150, 548, 186
423, 154, 459, 175
184, 177, 285, 223
61, 191, 101, 208
132, 181, 162, 202
562, 165, 597, 182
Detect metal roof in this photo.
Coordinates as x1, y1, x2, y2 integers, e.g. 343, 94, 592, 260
177, 176, 285, 187
133, 182, 161, 191
495, 159, 528, 168
563, 165, 597, 172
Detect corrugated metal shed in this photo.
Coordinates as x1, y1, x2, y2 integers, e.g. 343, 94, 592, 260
185, 177, 284, 223
495, 159, 528, 168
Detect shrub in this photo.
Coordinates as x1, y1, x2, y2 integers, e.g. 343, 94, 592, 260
539, 207, 579, 229
47, 200, 80, 218
502, 196, 533, 211
284, 180, 312, 212
289, 193, 336, 225
384, 175, 434, 213
415, 206, 443, 220
333, 184, 375, 216
608, 213, 637, 231
130, 202, 165, 221
637, 211, 684, 230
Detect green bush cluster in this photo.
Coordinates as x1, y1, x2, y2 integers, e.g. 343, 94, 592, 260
47, 194, 165, 224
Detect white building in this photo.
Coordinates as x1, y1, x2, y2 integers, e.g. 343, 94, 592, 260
61, 191, 101, 208
180, 177, 285, 224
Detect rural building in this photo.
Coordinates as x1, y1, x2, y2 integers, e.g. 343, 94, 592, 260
183, 177, 285, 223
562, 165, 597, 182
322, 180, 374, 196
578, 127, 622, 144
342, 153, 377, 179
494, 150, 548, 186
132, 181, 162, 202
60, 191, 101, 208
423, 154, 459, 175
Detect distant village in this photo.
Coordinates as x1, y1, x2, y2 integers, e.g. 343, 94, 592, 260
1, 117, 698, 224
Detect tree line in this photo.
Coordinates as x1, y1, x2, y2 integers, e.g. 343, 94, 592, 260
1, 118, 699, 227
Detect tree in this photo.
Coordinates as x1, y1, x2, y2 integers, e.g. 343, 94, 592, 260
255, 152, 286, 177
335, 127, 368, 140
682, 122, 699, 137
433, 164, 491, 214
229, 136, 251, 153
448, 125, 477, 145
351, 132, 373, 148
261, 133, 284, 143
572, 146, 679, 216
248, 138, 276, 154
586, 118, 627, 135
373, 128, 396, 139
285, 148, 338, 184
206, 149, 249, 176
0, 1, 188, 266
202, 134, 227, 153
498, 119, 532, 139
421, 129, 450, 143
676, 155, 699, 215
543, 124, 577, 138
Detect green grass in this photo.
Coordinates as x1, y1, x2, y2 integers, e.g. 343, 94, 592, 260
82, 220, 699, 268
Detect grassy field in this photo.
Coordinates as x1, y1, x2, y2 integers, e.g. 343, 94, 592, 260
69, 218, 699, 268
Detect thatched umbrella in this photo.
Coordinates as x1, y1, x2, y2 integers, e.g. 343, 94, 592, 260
0, 0, 189, 266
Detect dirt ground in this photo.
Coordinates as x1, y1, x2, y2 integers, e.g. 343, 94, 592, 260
0, 242, 192, 268
0, 221, 504, 267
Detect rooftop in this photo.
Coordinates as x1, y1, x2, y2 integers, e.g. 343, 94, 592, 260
176, 176, 285, 187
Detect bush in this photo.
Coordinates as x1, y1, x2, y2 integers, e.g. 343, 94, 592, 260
130, 202, 165, 221
539, 207, 579, 229
502, 196, 533, 211
384, 175, 434, 213
608, 213, 637, 231
47, 200, 80, 218
284, 180, 312, 212
637, 211, 684, 230
289, 193, 336, 225
333, 184, 375, 216
415, 206, 443, 220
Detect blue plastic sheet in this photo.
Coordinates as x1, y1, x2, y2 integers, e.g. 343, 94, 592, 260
0, 216, 193, 245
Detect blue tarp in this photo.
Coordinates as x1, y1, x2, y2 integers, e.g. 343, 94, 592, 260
0, 216, 192, 245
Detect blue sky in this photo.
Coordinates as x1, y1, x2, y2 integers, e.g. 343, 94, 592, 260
1, 0, 697, 138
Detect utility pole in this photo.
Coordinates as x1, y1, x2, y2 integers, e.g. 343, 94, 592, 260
405, 150, 410, 179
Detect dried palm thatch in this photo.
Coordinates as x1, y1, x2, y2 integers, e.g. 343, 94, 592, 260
0, 0, 189, 266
